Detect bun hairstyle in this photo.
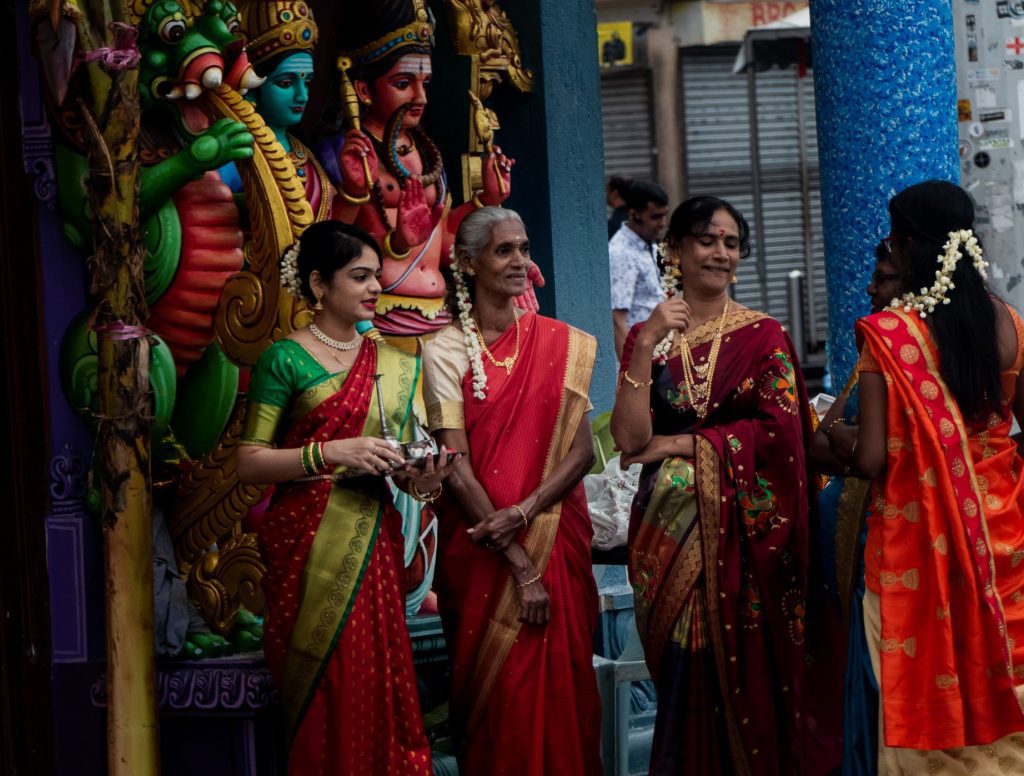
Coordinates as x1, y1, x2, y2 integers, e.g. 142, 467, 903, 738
666, 196, 751, 259
888, 180, 1001, 420
296, 221, 381, 303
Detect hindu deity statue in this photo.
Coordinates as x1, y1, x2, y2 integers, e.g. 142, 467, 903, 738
317, 0, 514, 341
227, 0, 334, 222
56, 0, 262, 461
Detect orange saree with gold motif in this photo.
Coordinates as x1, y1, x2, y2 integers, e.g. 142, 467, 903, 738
857, 308, 1024, 750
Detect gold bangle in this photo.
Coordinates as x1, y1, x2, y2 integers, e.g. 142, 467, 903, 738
410, 480, 442, 503
383, 229, 411, 260
337, 185, 371, 205
516, 571, 542, 589
512, 503, 529, 531
621, 371, 654, 390
471, 193, 485, 209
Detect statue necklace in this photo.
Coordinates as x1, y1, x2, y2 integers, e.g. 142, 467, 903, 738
677, 298, 730, 419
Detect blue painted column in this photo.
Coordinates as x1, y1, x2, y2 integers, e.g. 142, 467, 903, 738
810, 0, 959, 385
498, 0, 616, 411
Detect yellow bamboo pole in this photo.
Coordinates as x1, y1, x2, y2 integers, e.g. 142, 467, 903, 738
73, 6, 160, 772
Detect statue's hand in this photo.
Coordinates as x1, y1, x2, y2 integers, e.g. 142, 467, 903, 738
339, 129, 378, 196
394, 177, 433, 252
479, 146, 514, 206
515, 261, 546, 312
186, 118, 254, 172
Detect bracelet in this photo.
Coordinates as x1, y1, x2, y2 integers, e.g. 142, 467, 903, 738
300, 442, 318, 477
383, 229, 411, 260
516, 571, 542, 588
850, 439, 859, 458
512, 503, 529, 531
311, 441, 326, 472
472, 193, 485, 209
823, 415, 845, 441
621, 371, 654, 390
410, 480, 442, 503
337, 185, 371, 205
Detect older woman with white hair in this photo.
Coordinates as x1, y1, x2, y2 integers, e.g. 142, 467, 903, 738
422, 206, 603, 774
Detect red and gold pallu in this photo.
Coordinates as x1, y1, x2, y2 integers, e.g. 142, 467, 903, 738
623, 309, 840, 776
433, 313, 603, 775
257, 340, 432, 775
857, 310, 1024, 750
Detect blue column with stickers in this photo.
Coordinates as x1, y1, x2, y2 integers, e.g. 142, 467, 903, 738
809, 0, 960, 385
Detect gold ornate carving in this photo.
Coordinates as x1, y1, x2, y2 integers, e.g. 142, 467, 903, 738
186, 532, 267, 636
168, 396, 266, 566
206, 83, 314, 369
444, 0, 534, 93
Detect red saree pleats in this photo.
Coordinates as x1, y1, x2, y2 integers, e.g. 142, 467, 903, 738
435, 313, 602, 775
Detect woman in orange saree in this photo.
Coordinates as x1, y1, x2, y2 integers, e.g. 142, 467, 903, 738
422, 207, 602, 774
237, 221, 455, 774
852, 181, 1024, 772
612, 196, 840, 775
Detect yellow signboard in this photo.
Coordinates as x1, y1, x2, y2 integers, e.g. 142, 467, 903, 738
598, 21, 634, 67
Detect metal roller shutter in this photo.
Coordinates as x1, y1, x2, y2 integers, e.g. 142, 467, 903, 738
681, 47, 827, 355
601, 69, 656, 181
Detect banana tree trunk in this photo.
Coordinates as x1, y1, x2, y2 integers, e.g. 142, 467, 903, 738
80, 30, 160, 776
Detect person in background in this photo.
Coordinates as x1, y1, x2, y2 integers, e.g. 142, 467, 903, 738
607, 175, 633, 238
610, 180, 669, 360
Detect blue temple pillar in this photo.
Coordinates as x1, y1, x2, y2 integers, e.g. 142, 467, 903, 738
500, 0, 616, 410
809, 0, 959, 385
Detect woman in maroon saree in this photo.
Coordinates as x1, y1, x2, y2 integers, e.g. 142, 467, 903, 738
612, 197, 838, 775
422, 207, 602, 774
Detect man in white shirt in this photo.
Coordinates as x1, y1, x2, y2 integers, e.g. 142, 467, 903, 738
609, 180, 669, 359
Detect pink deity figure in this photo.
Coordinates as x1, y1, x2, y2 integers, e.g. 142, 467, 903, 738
315, 0, 518, 342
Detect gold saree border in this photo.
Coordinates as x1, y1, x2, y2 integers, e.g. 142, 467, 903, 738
281, 343, 420, 741
696, 435, 752, 776
644, 526, 702, 676
462, 327, 597, 735
669, 308, 769, 354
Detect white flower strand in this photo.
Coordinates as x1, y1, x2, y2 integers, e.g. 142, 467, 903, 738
651, 241, 679, 363
280, 241, 303, 298
450, 246, 488, 400
889, 228, 988, 318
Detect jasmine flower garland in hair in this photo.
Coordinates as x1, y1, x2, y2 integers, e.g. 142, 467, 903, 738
652, 240, 679, 363
450, 245, 488, 400
890, 229, 988, 318
280, 241, 303, 298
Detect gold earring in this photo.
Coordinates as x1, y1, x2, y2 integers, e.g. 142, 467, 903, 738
314, 292, 324, 311
465, 266, 476, 277
730, 275, 737, 285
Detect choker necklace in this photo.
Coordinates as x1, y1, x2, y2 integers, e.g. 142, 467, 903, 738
309, 323, 360, 351
475, 308, 521, 375
678, 299, 730, 419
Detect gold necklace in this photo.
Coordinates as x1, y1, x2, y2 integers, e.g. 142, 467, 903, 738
475, 308, 521, 375
678, 298, 730, 418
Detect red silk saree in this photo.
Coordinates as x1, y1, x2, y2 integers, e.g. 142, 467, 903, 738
428, 312, 603, 775
243, 338, 431, 775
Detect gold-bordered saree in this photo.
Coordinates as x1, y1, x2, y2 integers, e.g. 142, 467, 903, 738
622, 308, 840, 776
428, 313, 603, 774
243, 337, 432, 774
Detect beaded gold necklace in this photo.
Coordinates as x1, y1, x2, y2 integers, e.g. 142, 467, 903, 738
678, 298, 730, 418
475, 308, 521, 375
